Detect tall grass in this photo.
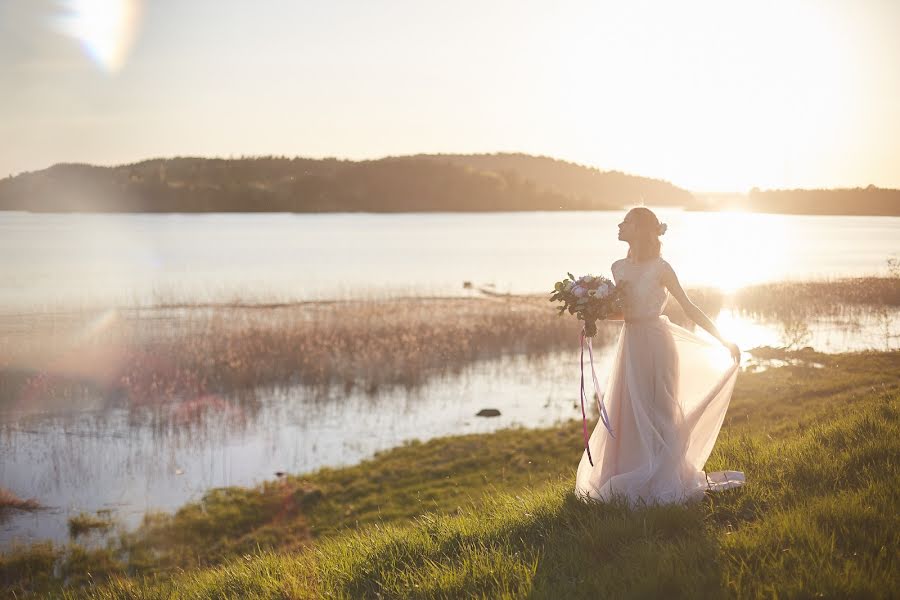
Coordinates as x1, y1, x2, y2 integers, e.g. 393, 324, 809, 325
3, 278, 898, 412
0, 295, 611, 409
0, 487, 40, 515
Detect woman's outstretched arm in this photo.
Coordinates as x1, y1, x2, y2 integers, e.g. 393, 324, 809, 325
661, 261, 741, 363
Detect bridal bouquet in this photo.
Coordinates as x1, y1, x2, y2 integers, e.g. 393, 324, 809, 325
549, 272, 624, 337
550, 271, 623, 465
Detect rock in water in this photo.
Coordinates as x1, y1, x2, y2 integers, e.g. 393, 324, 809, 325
476, 408, 501, 417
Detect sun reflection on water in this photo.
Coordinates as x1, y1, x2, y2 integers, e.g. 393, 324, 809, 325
662, 210, 794, 294
711, 308, 782, 351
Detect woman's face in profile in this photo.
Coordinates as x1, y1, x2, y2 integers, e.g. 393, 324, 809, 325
618, 211, 638, 242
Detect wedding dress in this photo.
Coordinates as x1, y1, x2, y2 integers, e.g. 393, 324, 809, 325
574, 256, 745, 507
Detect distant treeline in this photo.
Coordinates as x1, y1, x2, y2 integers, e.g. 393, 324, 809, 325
0, 154, 692, 213
745, 186, 900, 216
1, 154, 897, 215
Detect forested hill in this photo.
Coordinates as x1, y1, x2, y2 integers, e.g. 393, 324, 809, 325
0, 154, 693, 213
410, 153, 697, 208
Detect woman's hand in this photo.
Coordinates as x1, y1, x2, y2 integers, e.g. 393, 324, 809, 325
724, 341, 741, 364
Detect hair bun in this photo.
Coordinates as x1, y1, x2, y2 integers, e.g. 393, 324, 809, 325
657, 222, 668, 236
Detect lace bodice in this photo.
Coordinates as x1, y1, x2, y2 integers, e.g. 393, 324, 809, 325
611, 256, 670, 320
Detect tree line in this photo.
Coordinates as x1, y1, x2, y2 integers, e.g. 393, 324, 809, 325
0, 154, 692, 213
1, 153, 896, 215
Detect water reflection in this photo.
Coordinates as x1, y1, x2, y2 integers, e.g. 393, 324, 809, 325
0, 348, 614, 548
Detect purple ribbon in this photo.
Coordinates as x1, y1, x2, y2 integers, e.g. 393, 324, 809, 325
579, 327, 615, 467
587, 333, 614, 439
579, 330, 593, 466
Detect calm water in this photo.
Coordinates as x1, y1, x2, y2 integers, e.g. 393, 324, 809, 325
0, 349, 612, 546
1, 209, 899, 311
1, 209, 899, 548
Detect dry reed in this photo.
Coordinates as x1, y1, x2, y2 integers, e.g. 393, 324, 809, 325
1, 277, 897, 408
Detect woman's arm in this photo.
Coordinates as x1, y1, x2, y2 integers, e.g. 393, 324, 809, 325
661, 261, 741, 363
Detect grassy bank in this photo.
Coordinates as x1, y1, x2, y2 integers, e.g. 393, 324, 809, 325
1, 347, 898, 597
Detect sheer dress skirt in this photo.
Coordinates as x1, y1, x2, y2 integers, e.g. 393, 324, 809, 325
574, 315, 741, 507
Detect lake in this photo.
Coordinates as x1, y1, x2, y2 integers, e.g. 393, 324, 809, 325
1, 209, 898, 311
1, 209, 899, 548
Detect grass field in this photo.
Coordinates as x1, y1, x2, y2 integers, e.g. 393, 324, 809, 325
1, 346, 898, 598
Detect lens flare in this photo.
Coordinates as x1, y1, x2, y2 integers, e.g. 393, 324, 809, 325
54, 0, 143, 73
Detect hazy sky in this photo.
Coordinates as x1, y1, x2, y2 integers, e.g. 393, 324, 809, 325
1, 0, 898, 191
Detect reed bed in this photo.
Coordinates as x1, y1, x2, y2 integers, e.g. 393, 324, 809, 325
1, 277, 897, 410
0, 295, 615, 409
0, 487, 40, 516
67, 512, 114, 538
732, 276, 900, 319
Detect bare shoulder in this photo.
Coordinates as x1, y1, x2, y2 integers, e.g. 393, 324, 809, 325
658, 257, 674, 275
659, 259, 690, 302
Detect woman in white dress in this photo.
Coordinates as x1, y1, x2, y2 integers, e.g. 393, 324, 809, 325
575, 207, 745, 507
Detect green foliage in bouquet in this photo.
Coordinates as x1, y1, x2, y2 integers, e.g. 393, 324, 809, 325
549, 272, 625, 337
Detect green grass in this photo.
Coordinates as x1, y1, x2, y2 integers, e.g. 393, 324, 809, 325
2, 348, 899, 598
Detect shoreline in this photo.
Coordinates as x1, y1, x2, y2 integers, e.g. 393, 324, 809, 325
1, 346, 897, 596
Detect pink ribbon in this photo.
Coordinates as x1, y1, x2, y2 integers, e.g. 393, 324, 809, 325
579, 327, 615, 467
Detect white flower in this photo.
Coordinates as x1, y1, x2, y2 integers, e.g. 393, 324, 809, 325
597, 283, 609, 297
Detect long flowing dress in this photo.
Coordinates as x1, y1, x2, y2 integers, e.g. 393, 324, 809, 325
574, 256, 746, 507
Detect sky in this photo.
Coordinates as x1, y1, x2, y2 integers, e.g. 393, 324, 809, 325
1, 0, 898, 192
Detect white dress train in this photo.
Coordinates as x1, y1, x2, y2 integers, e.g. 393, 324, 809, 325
574, 256, 746, 507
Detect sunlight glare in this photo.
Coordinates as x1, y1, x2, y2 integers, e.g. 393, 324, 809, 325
664, 210, 793, 294
580, 1, 859, 191
54, 0, 142, 73
711, 308, 782, 351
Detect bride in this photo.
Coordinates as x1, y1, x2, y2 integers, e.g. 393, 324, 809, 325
574, 207, 746, 507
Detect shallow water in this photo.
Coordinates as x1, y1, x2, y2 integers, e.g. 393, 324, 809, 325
1, 306, 897, 548
0, 349, 610, 546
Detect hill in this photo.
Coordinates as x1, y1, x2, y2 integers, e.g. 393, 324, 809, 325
0, 154, 693, 213
694, 186, 900, 216
3, 153, 898, 215
410, 152, 698, 208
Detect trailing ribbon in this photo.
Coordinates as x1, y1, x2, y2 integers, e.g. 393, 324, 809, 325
579, 330, 593, 466
579, 327, 615, 467
587, 334, 615, 440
